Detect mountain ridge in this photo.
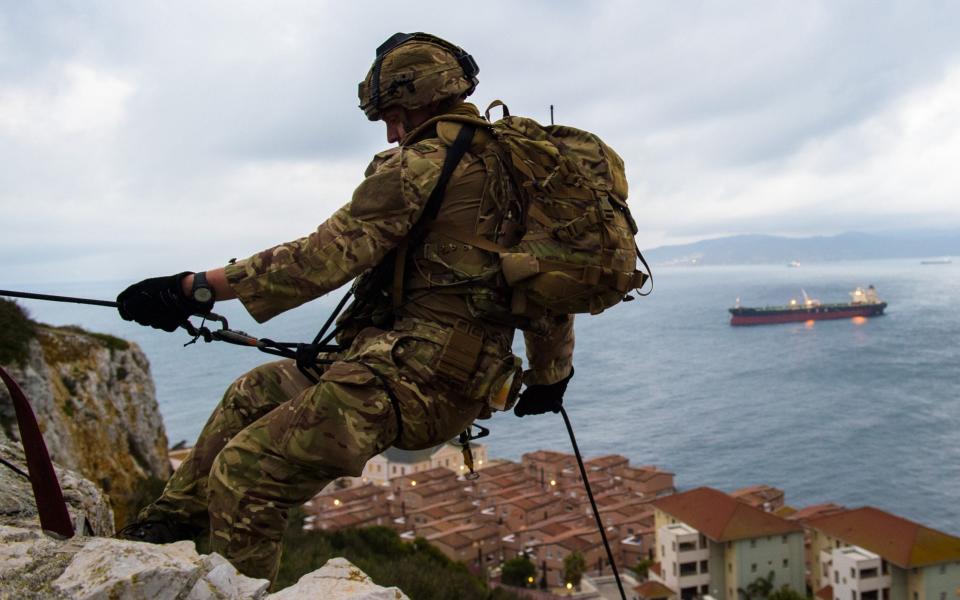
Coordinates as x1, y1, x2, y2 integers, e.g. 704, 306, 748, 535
643, 230, 960, 266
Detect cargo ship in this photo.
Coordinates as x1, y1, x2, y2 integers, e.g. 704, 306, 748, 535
729, 286, 887, 326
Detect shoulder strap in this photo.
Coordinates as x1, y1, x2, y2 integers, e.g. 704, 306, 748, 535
393, 124, 477, 308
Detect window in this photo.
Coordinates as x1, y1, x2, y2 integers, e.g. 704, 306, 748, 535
699, 534, 707, 548
700, 560, 709, 573
701, 585, 710, 594
783, 558, 789, 568
835, 571, 839, 584
852, 592, 857, 600
751, 563, 757, 573
750, 539, 757, 548
782, 535, 788, 543
851, 567, 855, 579
940, 564, 947, 575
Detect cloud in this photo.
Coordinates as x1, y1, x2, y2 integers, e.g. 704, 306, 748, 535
3, 1, 960, 282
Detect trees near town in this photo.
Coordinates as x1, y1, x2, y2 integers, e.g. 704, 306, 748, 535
501, 556, 537, 587
563, 551, 586, 588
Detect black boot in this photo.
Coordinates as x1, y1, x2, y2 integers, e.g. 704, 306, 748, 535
116, 519, 199, 544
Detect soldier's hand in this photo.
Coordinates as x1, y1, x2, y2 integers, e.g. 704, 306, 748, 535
513, 367, 574, 417
117, 273, 204, 332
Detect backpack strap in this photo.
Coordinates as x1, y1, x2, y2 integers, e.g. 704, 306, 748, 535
392, 123, 477, 309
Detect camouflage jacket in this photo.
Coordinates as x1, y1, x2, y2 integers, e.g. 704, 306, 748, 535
224, 103, 573, 387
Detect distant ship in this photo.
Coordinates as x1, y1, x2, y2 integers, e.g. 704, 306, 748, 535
729, 286, 887, 326
920, 258, 952, 265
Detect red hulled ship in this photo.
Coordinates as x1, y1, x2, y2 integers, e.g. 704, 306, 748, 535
729, 286, 887, 326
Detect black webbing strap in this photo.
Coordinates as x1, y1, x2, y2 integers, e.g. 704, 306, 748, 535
392, 124, 477, 308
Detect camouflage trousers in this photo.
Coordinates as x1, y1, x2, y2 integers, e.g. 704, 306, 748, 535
139, 320, 515, 581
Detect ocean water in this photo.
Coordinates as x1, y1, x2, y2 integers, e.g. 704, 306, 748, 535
8, 258, 959, 535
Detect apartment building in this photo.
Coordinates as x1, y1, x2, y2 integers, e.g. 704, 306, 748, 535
804, 507, 960, 600
650, 487, 806, 600
359, 443, 489, 486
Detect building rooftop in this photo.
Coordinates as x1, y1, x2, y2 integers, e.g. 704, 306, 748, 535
635, 580, 676, 599
806, 506, 960, 568
584, 454, 629, 470
522, 450, 574, 464
653, 487, 802, 541
787, 502, 847, 523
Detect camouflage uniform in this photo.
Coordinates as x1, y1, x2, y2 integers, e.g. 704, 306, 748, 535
136, 102, 574, 581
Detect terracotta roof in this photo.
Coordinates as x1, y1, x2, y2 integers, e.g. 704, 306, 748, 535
806, 506, 960, 568
653, 487, 802, 541
522, 450, 573, 464
477, 461, 523, 476
649, 561, 662, 576
815, 585, 833, 600
635, 580, 675, 599
584, 454, 629, 469
617, 465, 675, 481
731, 484, 784, 507
787, 503, 847, 523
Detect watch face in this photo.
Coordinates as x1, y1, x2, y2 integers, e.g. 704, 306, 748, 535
194, 287, 214, 303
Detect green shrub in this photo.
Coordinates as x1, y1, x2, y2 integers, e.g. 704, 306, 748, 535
500, 555, 536, 587
0, 299, 36, 366
275, 509, 524, 599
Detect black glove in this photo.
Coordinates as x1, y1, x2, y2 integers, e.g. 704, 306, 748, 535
117, 272, 208, 332
513, 367, 574, 417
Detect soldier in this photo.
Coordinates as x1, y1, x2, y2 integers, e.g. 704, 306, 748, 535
115, 32, 574, 581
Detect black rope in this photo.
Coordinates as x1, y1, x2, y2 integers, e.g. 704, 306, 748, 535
0, 289, 117, 308
560, 406, 626, 600
0, 456, 31, 480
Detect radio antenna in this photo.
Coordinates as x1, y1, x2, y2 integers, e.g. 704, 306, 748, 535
549, 104, 554, 125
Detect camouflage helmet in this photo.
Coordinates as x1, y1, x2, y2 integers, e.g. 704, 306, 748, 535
358, 32, 479, 121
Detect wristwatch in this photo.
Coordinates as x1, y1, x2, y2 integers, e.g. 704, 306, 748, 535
189, 271, 216, 309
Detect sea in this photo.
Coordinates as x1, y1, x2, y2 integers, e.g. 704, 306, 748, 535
8, 258, 959, 535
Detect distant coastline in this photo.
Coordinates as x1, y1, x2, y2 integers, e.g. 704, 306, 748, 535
644, 229, 960, 266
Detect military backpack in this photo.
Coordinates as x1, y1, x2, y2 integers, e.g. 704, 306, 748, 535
422, 101, 650, 316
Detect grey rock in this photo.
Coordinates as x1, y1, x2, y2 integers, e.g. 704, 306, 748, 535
266, 557, 409, 600
0, 326, 171, 528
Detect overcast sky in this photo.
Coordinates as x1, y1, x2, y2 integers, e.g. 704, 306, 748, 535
3, 1, 960, 285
